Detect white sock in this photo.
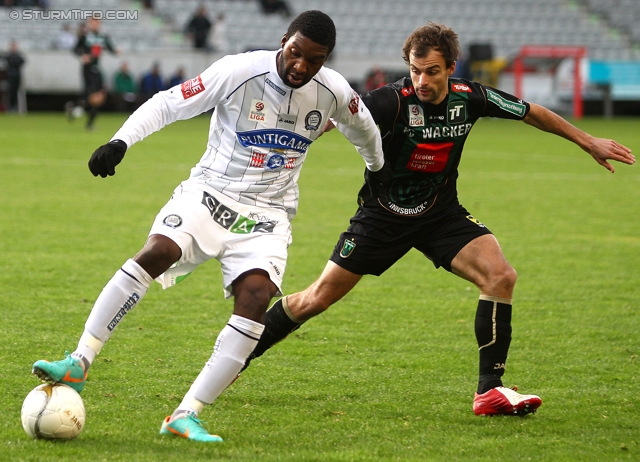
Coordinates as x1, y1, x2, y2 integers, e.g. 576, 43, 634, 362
73, 259, 152, 369
180, 315, 264, 409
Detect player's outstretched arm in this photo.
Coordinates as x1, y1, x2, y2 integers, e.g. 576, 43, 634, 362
523, 103, 635, 173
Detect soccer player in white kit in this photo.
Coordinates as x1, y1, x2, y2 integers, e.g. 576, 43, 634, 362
32, 10, 390, 442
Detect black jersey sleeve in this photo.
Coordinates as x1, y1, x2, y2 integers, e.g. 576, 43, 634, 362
476, 84, 531, 120
361, 85, 401, 127
104, 35, 116, 54
73, 35, 88, 56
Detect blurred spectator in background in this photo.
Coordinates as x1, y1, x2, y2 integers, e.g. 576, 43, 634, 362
185, 6, 212, 51
364, 66, 387, 92
5, 39, 25, 113
54, 23, 77, 50
113, 62, 137, 112
166, 67, 186, 88
210, 13, 228, 53
139, 62, 165, 103
71, 17, 118, 130
259, 0, 292, 17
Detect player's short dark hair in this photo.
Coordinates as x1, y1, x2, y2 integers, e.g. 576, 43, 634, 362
286, 10, 336, 54
402, 22, 460, 69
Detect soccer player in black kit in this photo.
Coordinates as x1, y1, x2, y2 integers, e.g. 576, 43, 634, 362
72, 17, 118, 130
243, 22, 635, 416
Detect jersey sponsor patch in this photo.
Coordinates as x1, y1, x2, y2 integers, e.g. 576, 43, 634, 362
277, 113, 297, 129
236, 129, 312, 153
181, 75, 205, 99
249, 99, 267, 122
201, 191, 276, 234
250, 150, 296, 170
486, 89, 526, 117
348, 91, 360, 115
408, 104, 425, 127
406, 142, 454, 173
452, 83, 472, 93
265, 77, 286, 96
402, 86, 415, 97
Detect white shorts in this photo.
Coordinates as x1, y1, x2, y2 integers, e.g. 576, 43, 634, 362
148, 179, 292, 298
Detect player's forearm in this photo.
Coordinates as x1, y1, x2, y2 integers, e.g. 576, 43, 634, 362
111, 93, 173, 147
523, 103, 594, 152
336, 107, 385, 171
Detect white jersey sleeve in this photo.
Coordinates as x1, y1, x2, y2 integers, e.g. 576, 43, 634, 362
111, 55, 241, 147
323, 72, 384, 172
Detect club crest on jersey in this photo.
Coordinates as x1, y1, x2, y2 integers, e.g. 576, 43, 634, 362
304, 110, 322, 131
249, 99, 267, 122
447, 101, 467, 124
237, 129, 312, 153
408, 104, 425, 127
340, 239, 356, 258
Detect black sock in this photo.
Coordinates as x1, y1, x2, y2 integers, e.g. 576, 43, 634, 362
86, 106, 98, 127
475, 296, 512, 394
242, 297, 303, 371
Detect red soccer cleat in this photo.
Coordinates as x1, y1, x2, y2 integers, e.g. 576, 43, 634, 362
473, 386, 542, 416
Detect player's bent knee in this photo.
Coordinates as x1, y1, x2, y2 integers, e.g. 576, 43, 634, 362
133, 235, 182, 279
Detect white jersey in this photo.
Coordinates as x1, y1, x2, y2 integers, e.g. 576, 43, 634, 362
112, 49, 383, 218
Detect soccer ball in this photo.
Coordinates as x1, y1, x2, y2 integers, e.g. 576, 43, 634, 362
21, 383, 85, 440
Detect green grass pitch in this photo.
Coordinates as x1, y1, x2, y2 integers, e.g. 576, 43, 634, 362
1, 113, 638, 461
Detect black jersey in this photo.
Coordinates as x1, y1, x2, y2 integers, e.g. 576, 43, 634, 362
74, 31, 115, 66
360, 77, 530, 221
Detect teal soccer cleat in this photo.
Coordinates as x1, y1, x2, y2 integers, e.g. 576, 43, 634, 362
32, 352, 87, 393
160, 414, 223, 442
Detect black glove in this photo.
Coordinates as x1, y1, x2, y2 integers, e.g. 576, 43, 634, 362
365, 162, 393, 199
88, 139, 127, 178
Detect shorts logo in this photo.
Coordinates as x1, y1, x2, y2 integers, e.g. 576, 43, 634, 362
408, 104, 425, 127
466, 215, 486, 228
340, 239, 356, 258
304, 110, 322, 131
249, 99, 267, 122
201, 191, 276, 234
348, 91, 360, 115
181, 75, 205, 99
162, 214, 182, 228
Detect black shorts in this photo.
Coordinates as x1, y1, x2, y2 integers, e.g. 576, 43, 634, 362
329, 203, 493, 275
83, 65, 103, 95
